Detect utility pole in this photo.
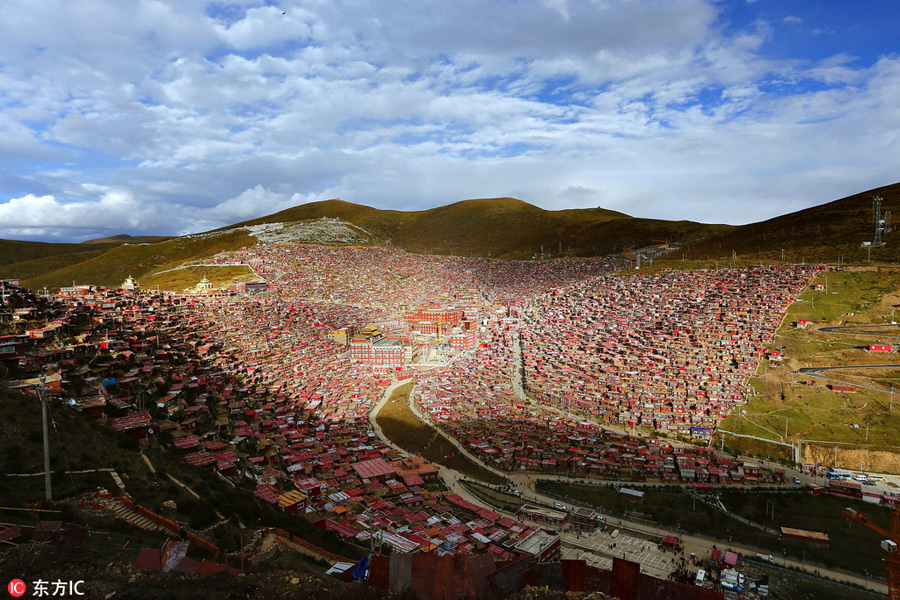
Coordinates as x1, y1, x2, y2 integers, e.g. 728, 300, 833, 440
781, 248, 785, 262
37, 376, 52, 501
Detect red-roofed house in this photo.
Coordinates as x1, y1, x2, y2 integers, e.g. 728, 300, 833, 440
351, 457, 397, 483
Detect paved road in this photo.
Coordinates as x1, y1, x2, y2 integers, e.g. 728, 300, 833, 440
798, 364, 900, 396
800, 364, 900, 373
817, 323, 900, 340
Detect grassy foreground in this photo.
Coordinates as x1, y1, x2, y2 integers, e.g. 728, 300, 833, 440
718, 268, 900, 469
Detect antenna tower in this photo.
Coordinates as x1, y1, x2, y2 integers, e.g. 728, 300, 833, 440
874, 196, 886, 246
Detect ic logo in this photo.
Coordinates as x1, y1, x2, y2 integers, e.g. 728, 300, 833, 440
7, 579, 26, 598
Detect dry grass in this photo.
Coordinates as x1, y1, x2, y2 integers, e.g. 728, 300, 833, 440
375, 383, 506, 485
20, 229, 254, 289
9, 181, 900, 291
234, 197, 729, 259
672, 182, 900, 266
723, 268, 900, 463
141, 265, 261, 292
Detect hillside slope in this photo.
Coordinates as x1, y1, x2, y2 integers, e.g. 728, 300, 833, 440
11, 197, 727, 288
229, 196, 727, 258
20, 229, 255, 290
681, 182, 900, 265
0, 385, 364, 561
6, 182, 900, 289
81, 234, 170, 245
0, 239, 120, 270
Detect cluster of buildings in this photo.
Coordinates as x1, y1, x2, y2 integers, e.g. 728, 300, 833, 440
1, 280, 568, 560
407, 267, 814, 482
519, 265, 820, 435
208, 245, 622, 308
418, 362, 788, 483
2, 246, 826, 574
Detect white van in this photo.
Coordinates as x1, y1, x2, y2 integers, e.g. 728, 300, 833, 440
695, 569, 706, 586
853, 474, 868, 482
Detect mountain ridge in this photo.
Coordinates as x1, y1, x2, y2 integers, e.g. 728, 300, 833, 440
3, 184, 898, 290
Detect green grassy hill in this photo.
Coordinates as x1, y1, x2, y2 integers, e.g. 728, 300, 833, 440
680, 182, 900, 265
20, 229, 254, 290
6, 197, 729, 289
5, 182, 900, 289
229, 196, 729, 258
0, 239, 120, 270
80, 234, 171, 245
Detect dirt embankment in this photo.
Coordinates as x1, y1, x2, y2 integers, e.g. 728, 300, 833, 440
805, 445, 900, 475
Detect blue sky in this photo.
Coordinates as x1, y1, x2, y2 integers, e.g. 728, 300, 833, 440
0, 0, 898, 241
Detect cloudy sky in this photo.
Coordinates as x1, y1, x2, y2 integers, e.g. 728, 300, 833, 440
1, 0, 898, 241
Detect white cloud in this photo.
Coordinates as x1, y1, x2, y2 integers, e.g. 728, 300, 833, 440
214, 5, 315, 50
0, 189, 154, 239
0, 0, 897, 241
203, 185, 298, 223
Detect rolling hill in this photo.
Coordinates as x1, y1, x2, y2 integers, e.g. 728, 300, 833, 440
678, 182, 900, 266
0, 238, 120, 270
3, 182, 899, 290
229, 196, 729, 258
80, 234, 171, 245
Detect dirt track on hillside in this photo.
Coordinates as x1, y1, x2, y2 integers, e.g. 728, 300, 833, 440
375, 384, 506, 485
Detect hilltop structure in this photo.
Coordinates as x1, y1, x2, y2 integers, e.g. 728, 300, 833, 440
121, 275, 140, 292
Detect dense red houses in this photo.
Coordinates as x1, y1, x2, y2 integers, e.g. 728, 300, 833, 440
0, 246, 837, 569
